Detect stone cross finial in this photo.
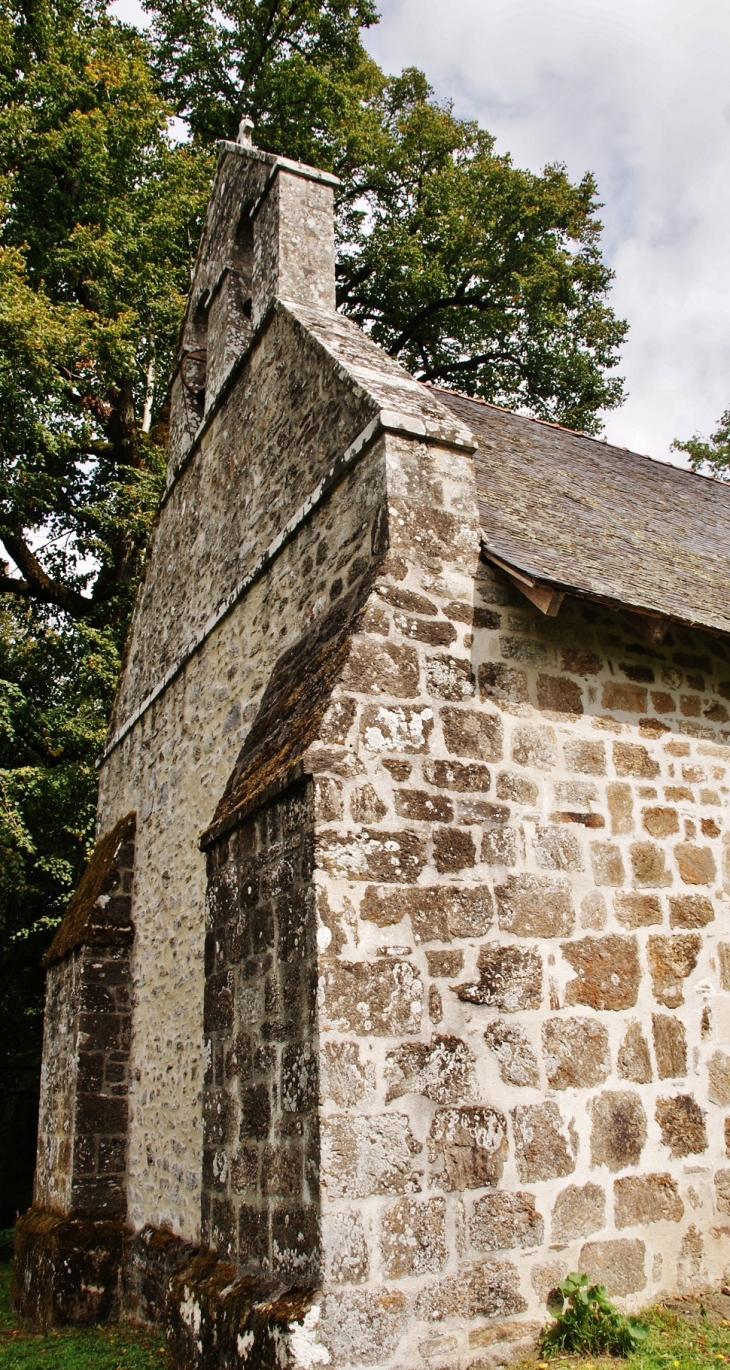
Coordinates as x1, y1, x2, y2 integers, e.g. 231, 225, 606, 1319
237, 116, 255, 147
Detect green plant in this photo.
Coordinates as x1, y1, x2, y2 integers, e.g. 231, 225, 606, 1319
543, 1272, 649, 1358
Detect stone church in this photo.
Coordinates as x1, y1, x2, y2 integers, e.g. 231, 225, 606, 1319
13, 126, 730, 1368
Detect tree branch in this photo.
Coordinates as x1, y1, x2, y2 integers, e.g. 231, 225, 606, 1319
0, 534, 92, 619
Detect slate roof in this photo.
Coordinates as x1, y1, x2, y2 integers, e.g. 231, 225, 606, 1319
434, 388, 730, 637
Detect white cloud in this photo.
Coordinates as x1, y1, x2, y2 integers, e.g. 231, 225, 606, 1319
365, 0, 730, 463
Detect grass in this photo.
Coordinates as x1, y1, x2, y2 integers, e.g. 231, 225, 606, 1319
524, 1294, 730, 1370
0, 1260, 165, 1369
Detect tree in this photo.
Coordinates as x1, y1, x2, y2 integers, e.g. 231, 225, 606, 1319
335, 69, 626, 433
145, 0, 627, 431
0, 0, 211, 1217
673, 407, 730, 480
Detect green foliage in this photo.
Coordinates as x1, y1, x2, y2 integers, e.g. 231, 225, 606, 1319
672, 407, 730, 481
336, 68, 627, 432
543, 1273, 649, 1358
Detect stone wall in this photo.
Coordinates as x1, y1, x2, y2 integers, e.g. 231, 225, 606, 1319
96, 379, 388, 1243
34, 813, 136, 1220
202, 779, 320, 1281
297, 430, 730, 1366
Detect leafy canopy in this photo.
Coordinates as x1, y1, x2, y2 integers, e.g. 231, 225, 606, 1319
673, 406, 730, 481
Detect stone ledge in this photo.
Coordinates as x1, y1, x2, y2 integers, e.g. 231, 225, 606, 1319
166, 1250, 322, 1369
12, 1207, 126, 1331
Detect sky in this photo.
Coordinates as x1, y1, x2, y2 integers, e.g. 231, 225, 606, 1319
362, 0, 730, 464
112, 0, 730, 466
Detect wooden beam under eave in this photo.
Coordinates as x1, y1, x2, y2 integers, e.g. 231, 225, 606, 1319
507, 574, 565, 617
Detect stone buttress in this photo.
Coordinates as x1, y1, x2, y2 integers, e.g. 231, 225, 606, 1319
15, 126, 730, 1368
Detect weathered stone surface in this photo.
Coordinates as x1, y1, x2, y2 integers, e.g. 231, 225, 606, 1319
677, 1223, 705, 1292
394, 612, 457, 646
380, 1196, 447, 1276
630, 841, 672, 888
603, 681, 648, 713
428, 1105, 508, 1189
617, 1022, 653, 1083
424, 758, 491, 791
481, 826, 520, 867
441, 707, 503, 761
497, 770, 538, 804
655, 1094, 707, 1158
393, 788, 453, 822
647, 933, 701, 1008
468, 1319, 542, 1355
589, 1091, 647, 1171
360, 703, 434, 753
320, 1114, 422, 1198
433, 825, 477, 872
708, 1050, 730, 1106
414, 1260, 527, 1321
323, 1210, 369, 1283
531, 1261, 567, 1304
470, 1191, 544, 1251
551, 1183, 605, 1242
382, 758, 411, 781
533, 826, 584, 871
426, 949, 464, 977
581, 891, 607, 930
512, 724, 557, 770
579, 1238, 646, 1297
350, 783, 387, 824
484, 1019, 540, 1087
315, 775, 343, 821
719, 943, 730, 990
13, 1210, 126, 1330
614, 893, 662, 928
512, 1102, 577, 1182
375, 584, 437, 615
385, 1035, 476, 1104
496, 873, 574, 937
562, 934, 641, 1010
317, 827, 427, 882
652, 1013, 687, 1079
590, 842, 625, 886
321, 1287, 408, 1365
714, 1169, 730, 1216
564, 740, 606, 774
607, 782, 633, 834
478, 662, 529, 708
319, 958, 423, 1035
614, 1173, 683, 1227
427, 654, 476, 701
341, 638, 420, 697
675, 843, 716, 885
614, 743, 660, 778
537, 674, 583, 715
542, 1017, 610, 1090
360, 883, 493, 940
642, 806, 679, 837
319, 696, 358, 744
459, 797, 510, 824
454, 943, 543, 1012
669, 894, 715, 928
320, 1041, 375, 1107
